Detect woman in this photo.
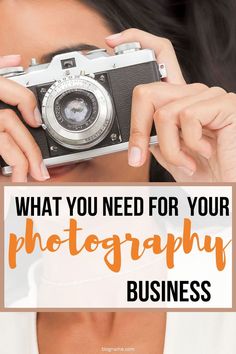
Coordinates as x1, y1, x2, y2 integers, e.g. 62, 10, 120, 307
0, 312, 236, 353
0, 0, 236, 183
0, 0, 235, 353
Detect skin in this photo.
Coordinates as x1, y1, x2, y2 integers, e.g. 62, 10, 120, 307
106, 30, 236, 182
0, 1, 165, 354
0, 0, 235, 353
0, 0, 150, 183
37, 312, 166, 354
1, 3, 235, 183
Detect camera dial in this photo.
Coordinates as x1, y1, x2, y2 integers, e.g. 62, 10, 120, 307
41, 75, 114, 150
114, 42, 141, 55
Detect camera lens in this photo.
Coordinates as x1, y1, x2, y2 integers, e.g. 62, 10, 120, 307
64, 98, 89, 123
42, 76, 114, 150
54, 90, 98, 131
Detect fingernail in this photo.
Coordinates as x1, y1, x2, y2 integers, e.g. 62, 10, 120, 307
40, 161, 50, 180
129, 146, 142, 167
105, 33, 122, 40
0, 54, 21, 66
34, 107, 42, 126
178, 166, 194, 176
3, 54, 21, 60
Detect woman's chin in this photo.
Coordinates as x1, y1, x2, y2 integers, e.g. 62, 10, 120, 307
48, 163, 79, 180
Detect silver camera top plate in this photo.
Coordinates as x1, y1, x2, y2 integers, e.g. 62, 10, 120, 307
2, 42, 166, 88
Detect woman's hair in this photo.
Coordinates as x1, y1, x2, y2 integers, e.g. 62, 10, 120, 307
81, 0, 236, 181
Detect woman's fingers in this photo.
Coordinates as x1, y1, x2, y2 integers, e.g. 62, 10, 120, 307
0, 132, 29, 182
0, 54, 42, 129
149, 144, 181, 178
0, 109, 50, 181
0, 55, 49, 181
128, 84, 155, 166
180, 92, 236, 130
105, 28, 185, 84
129, 82, 208, 167
149, 144, 208, 182
154, 86, 227, 172
0, 76, 42, 127
178, 93, 236, 174
156, 109, 196, 174
0, 54, 21, 68
0, 54, 41, 128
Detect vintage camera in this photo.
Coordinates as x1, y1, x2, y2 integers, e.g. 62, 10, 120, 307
0, 42, 166, 176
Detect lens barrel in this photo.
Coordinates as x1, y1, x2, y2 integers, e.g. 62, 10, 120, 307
41, 76, 114, 150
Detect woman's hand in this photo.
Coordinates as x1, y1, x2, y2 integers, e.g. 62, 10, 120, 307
0, 55, 50, 182
106, 28, 185, 85
106, 29, 236, 182
131, 82, 236, 182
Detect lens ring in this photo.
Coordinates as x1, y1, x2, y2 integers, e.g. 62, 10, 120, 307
41, 76, 114, 150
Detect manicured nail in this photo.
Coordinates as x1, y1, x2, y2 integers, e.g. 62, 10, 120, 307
2, 54, 21, 60
0, 54, 21, 66
129, 146, 142, 167
178, 166, 194, 176
40, 161, 50, 180
105, 33, 122, 40
34, 107, 42, 126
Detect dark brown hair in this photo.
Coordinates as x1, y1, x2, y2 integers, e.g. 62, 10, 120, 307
81, 0, 236, 181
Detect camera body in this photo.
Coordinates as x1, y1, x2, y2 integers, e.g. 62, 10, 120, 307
0, 42, 166, 176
